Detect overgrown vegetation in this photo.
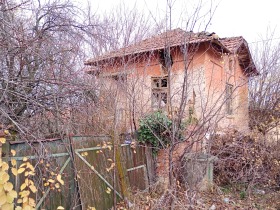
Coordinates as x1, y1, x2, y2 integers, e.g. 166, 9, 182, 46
211, 129, 280, 190
0, 130, 65, 210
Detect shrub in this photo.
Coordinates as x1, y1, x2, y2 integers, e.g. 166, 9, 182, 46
211, 129, 280, 189
137, 111, 172, 151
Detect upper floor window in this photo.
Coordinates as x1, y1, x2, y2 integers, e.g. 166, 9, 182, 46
229, 58, 234, 72
151, 77, 168, 110
225, 83, 233, 115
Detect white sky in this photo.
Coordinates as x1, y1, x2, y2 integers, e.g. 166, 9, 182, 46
78, 0, 280, 45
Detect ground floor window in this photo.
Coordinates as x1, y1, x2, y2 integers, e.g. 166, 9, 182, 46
151, 76, 168, 110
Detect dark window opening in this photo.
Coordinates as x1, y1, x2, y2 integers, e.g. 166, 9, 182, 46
112, 74, 127, 83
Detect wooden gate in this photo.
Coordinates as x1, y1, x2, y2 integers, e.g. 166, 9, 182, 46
6, 136, 151, 210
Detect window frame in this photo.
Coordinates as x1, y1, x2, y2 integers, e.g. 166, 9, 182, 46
225, 83, 233, 115
151, 76, 169, 110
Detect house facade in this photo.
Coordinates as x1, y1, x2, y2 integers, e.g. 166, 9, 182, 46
85, 28, 257, 133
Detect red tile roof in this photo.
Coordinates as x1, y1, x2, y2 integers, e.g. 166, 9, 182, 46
85, 28, 257, 75
220, 36, 245, 53
85, 28, 229, 65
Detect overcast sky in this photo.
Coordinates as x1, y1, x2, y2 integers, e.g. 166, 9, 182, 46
78, 0, 280, 45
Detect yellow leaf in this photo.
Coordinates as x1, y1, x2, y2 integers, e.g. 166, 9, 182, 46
20, 183, 27, 191
11, 168, 17, 176
4, 130, 9, 135
2, 162, 9, 171
0, 137, 6, 144
105, 187, 111, 194
48, 179, 55, 183
56, 174, 64, 185
0, 194, 7, 206
57, 206, 65, 210
55, 183, 60, 188
17, 199, 23, 203
22, 196, 28, 203
19, 190, 30, 198
11, 150, 16, 156
6, 193, 14, 204
19, 163, 27, 168
22, 204, 32, 210
28, 198, 35, 207
28, 180, 34, 186
18, 168, 25, 174
1, 203, 14, 210
15, 206, 22, 210
0, 172, 10, 184
8, 190, 17, 198
26, 163, 34, 172
28, 171, 35, 176
22, 157, 28, 162
81, 152, 88, 157
11, 159, 17, 166
29, 185, 37, 193
4, 182, 13, 192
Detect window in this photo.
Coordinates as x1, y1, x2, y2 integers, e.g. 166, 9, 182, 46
229, 58, 234, 72
111, 74, 127, 83
225, 83, 233, 115
151, 77, 168, 110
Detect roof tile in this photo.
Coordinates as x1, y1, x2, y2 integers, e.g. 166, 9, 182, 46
85, 28, 224, 64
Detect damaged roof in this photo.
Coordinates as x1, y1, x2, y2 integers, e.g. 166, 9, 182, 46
85, 28, 227, 64
221, 36, 258, 75
85, 28, 258, 75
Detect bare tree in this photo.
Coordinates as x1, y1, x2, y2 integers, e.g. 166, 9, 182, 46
0, 0, 100, 139
249, 31, 280, 135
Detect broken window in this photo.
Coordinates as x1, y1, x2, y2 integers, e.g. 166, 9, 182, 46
111, 74, 127, 83
225, 83, 233, 115
151, 77, 168, 110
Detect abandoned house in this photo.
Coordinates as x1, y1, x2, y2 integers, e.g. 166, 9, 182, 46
84, 28, 258, 132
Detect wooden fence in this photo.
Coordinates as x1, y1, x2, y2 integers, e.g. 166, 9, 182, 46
4, 136, 153, 210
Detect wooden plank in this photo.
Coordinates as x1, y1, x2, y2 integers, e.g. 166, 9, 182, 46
75, 151, 123, 199
9, 138, 80, 210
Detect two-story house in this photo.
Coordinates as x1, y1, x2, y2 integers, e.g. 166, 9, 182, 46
85, 28, 257, 133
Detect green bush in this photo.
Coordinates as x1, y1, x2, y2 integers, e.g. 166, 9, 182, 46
137, 111, 172, 151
